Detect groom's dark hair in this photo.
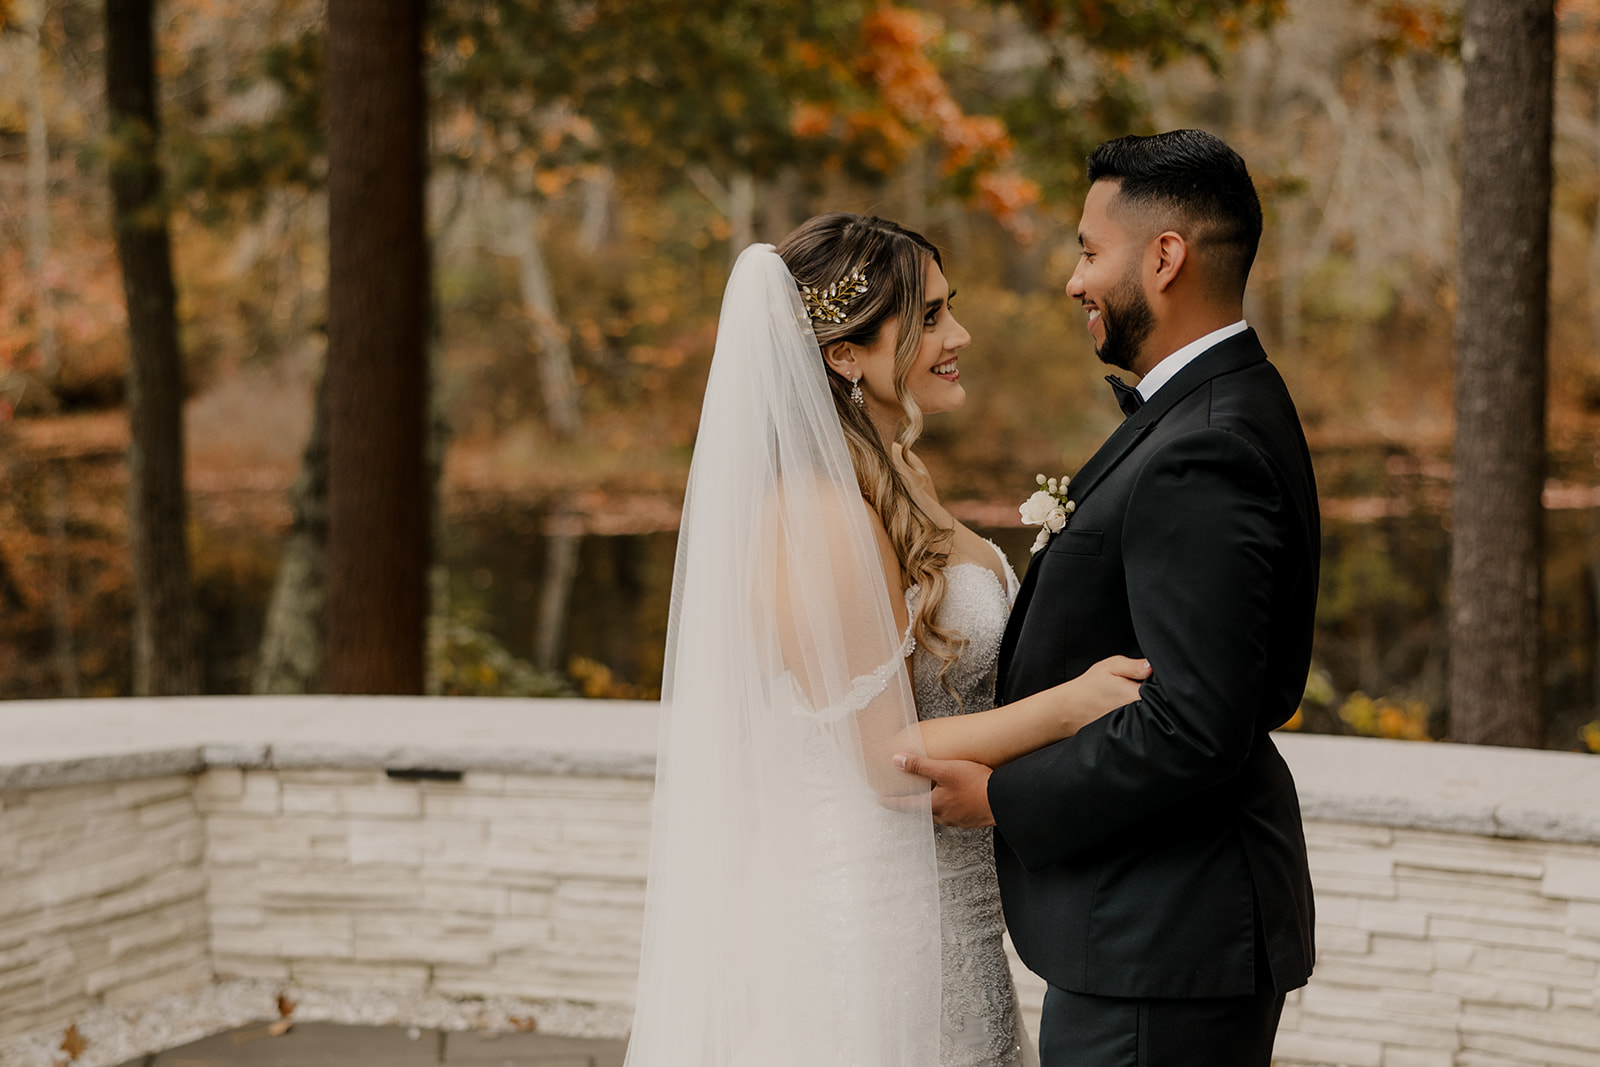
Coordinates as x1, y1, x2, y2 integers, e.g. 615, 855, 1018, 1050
1087, 130, 1262, 297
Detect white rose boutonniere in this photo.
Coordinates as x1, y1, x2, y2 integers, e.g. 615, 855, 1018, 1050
1019, 490, 1056, 527
1020, 474, 1075, 555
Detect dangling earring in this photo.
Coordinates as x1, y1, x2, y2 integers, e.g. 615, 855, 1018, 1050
850, 372, 865, 408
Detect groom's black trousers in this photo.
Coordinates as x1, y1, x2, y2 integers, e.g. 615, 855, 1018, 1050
1036, 910, 1285, 1067
1037, 982, 1284, 1067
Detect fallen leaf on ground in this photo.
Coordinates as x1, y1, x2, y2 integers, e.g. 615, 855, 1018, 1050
59, 1024, 86, 1061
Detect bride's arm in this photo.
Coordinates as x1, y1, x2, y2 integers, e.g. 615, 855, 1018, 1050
915, 656, 1151, 767
885, 443, 1151, 767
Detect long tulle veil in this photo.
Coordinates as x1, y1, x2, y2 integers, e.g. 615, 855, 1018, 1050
623, 244, 942, 1066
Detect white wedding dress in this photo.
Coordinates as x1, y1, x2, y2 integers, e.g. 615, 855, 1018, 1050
626, 244, 1034, 1067
910, 544, 1040, 1067
626, 245, 944, 1067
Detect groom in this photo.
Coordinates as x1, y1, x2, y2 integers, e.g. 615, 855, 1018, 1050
900, 130, 1318, 1065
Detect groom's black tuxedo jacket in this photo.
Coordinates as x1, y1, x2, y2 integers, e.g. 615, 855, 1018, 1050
990, 328, 1318, 1000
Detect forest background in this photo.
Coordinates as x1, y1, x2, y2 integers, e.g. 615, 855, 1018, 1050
2, 0, 1599, 752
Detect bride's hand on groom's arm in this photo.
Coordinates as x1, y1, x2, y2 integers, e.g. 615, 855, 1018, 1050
1065, 655, 1152, 734
907, 656, 1150, 771
880, 653, 1151, 825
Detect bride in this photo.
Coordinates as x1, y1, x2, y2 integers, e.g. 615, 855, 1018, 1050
624, 214, 1148, 1067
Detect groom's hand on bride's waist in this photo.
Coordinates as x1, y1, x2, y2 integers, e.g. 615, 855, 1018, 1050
888, 753, 995, 828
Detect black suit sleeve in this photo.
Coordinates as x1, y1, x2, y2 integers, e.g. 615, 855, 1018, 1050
988, 427, 1285, 871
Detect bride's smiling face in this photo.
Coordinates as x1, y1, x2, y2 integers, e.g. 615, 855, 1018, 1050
855, 259, 971, 421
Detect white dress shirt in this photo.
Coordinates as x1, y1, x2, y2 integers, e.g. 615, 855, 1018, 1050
1136, 319, 1249, 401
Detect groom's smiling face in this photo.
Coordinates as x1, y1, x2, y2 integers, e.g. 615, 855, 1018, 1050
1068, 180, 1156, 374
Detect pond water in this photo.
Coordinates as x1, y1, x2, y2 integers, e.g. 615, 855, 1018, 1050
6, 443, 1596, 751
440, 494, 1600, 751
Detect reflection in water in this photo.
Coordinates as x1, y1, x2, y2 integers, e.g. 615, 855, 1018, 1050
5, 446, 1596, 750
443, 503, 1599, 750
439, 514, 1045, 703
441, 510, 675, 699
534, 528, 581, 674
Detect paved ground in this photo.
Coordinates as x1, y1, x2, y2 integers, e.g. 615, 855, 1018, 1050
111, 1023, 626, 1067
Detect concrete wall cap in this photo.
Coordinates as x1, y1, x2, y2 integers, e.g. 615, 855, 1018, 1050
3, 698, 1597, 844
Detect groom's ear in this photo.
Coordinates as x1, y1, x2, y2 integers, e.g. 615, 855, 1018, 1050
1151, 231, 1188, 293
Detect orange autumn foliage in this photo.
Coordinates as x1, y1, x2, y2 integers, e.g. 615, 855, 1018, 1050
1362, 0, 1459, 54
790, 6, 1040, 238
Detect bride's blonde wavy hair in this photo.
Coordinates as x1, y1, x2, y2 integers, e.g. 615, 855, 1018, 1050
777, 213, 965, 692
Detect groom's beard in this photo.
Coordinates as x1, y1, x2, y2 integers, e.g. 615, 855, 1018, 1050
1094, 271, 1155, 373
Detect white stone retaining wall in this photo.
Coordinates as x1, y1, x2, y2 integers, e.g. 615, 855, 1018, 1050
1280, 822, 1600, 1067
1, 697, 1598, 1067
0, 777, 211, 1043
200, 767, 651, 1005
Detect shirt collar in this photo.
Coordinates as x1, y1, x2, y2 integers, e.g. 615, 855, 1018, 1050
1135, 320, 1249, 401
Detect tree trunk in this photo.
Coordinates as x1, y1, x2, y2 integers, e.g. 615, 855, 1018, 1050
760, 168, 798, 245
47, 460, 78, 697
105, 0, 201, 696
1276, 198, 1302, 353
322, 0, 430, 693
505, 194, 581, 440
26, 0, 74, 695
1588, 509, 1600, 726
1448, 0, 1554, 747
22, 0, 56, 384
898, 141, 929, 236
727, 171, 755, 262
253, 367, 328, 694
1589, 75, 1600, 356
425, 221, 450, 695
579, 168, 614, 256
687, 165, 755, 270
534, 516, 581, 675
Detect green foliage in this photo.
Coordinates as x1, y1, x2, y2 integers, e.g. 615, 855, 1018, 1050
168, 28, 324, 220
430, 595, 575, 698
1303, 665, 1338, 708
1358, 0, 1461, 57
569, 655, 657, 700
1317, 518, 1443, 627
428, 0, 866, 181
1337, 691, 1433, 740
989, 64, 1147, 205
1001, 0, 1285, 70
945, 0, 1287, 204
1278, 664, 1335, 733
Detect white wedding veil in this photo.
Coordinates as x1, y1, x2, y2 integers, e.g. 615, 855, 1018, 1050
624, 244, 941, 1066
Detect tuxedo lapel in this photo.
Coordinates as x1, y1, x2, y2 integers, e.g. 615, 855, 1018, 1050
996, 552, 1040, 699
997, 329, 1270, 699
998, 389, 1150, 698
996, 409, 1151, 699
1059, 415, 1154, 510
1067, 329, 1268, 509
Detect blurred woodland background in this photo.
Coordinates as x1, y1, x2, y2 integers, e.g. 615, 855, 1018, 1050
1, 0, 1599, 751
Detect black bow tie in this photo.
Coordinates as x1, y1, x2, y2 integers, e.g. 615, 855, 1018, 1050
1106, 374, 1144, 417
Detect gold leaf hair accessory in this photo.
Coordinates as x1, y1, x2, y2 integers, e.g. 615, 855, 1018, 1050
801, 266, 870, 325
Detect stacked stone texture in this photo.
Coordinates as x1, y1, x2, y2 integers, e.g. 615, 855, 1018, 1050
2, 702, 1598, 1067
1272, 822, 1600, 1067
0, 777, 210, 1044
199, 769, 650, 1005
